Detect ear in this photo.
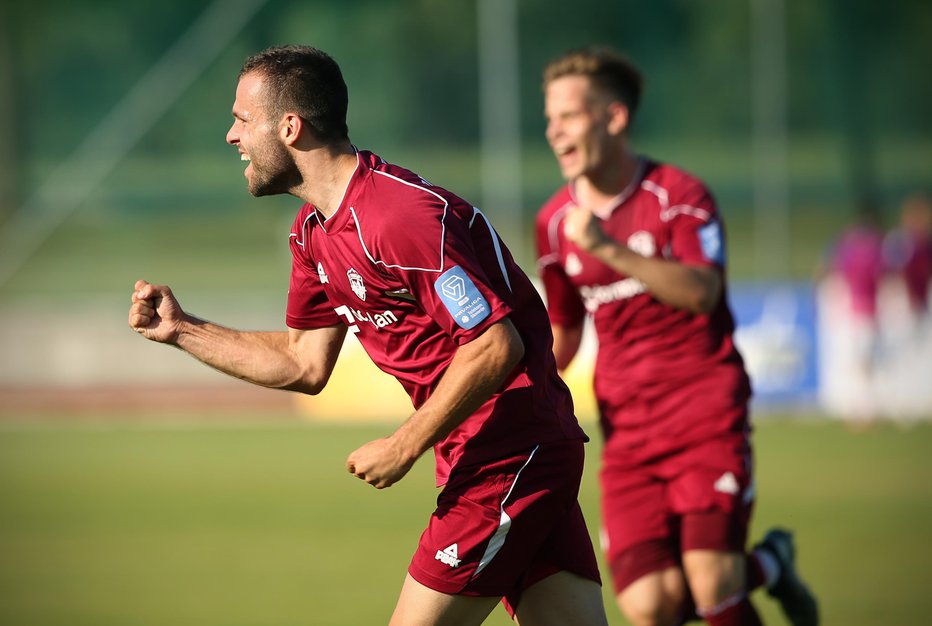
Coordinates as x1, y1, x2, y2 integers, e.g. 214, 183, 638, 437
606, 101, 630, 136
279, 113, 303, 146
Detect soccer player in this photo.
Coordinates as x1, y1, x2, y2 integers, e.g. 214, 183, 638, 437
534, 47, 819, 626
128, 45, 607, 626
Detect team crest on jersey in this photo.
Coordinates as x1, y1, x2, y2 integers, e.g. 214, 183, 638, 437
564, 252, 583, 276
347, 268, 366, 301
627, 231, 656, 258
317, 262, 329, 284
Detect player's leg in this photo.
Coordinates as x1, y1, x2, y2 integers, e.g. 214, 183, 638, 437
600, 461, 690, 626
681, 547, 760, 626
389, 574, 499, 626
752, 528, 819, 626
505, 496, 607, 626
616, 564, 690, 626
512, 570, 607, 626
673, 434, 761, 626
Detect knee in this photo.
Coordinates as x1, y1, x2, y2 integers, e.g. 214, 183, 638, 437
618, 586, 688, 626
683, 552, 745, 610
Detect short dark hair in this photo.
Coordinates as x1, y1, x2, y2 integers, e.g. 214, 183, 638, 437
240, 45, 349, 143
543, 47, 643, 122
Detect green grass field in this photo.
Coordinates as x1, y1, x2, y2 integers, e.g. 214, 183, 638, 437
1, 415, 930, 625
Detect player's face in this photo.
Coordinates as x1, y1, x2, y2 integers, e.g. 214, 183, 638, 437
225, 72, 300, 197
544, 75, 615, 181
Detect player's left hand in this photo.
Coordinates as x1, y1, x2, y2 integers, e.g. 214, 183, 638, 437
563, 204, 612, 252
346, 437, 415, 489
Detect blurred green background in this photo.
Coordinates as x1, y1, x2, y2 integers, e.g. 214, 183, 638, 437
1, 0, 930, 299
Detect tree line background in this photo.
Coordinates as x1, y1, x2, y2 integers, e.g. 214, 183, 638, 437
0, 0, 929, 293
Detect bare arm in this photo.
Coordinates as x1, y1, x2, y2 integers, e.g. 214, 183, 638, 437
346, 318, 525, 489
563, 205, 722, 314
128, 279, 346, 395
552, 322, 583, 372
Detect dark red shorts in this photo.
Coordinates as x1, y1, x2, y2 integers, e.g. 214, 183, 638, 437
407, 439, 601, 609
600, 434, 755, 593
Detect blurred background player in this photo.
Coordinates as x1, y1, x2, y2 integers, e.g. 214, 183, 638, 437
129, 45, 607, 626
814, 198, 886, 424
534, 47, 819, 626
884, 191, 932, 326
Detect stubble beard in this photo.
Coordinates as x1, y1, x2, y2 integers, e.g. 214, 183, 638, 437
248, 142, 302, 198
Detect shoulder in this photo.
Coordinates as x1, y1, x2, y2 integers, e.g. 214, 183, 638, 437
639, 160, 717, 223
289, 203, 319, 249
536, 185, 574, 229
352, 156, 470, 271
360, 156, 459, 228
642, 160, 712, 197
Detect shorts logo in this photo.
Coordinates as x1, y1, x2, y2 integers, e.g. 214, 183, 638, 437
435, 543, 462, 568
714, 471, 739, 495
347, 268, 366, 301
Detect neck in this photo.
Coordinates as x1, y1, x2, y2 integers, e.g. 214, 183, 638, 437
292, 141, 357, 218
575, 146, 640, 208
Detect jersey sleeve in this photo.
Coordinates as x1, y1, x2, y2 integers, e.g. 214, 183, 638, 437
667, 180, 727, 269
535, 207, 586, 328
376, 196, 513, 346
285, 213, 341, 329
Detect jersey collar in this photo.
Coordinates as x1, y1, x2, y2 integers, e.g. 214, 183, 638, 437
568, 155, 647, 219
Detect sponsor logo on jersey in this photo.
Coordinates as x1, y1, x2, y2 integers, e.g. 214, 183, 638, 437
347, 268, 366, 301
334, 304, 399, 334
434, 266, 490, 330
579, 278, 647, 312
564, 253, 583, 276
713, 471, 740, 495
317, 262, 329, 284
627, 231, 656, 257
435, 543, 462, 568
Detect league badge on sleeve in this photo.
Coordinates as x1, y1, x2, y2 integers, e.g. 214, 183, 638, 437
434, 266, 491, 330
698, 220, 725, 265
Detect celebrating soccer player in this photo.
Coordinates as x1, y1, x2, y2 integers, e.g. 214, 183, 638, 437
128, 45, 608, 625
535, 46, 819, 626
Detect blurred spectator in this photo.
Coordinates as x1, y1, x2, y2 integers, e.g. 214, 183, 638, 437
815, 199, 887, 423
883, 192, 932, 321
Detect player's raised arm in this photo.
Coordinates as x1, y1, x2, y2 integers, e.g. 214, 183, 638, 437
346, 317, 524, 489
562, 205, 723, 315
129, 279, 346, 395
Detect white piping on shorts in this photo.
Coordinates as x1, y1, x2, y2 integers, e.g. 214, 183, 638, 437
471, 444, 540, 578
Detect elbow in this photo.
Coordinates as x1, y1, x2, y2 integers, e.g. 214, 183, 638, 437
686, 270, 723, 315
282, 369, 331, 396
690, 292, 719, 315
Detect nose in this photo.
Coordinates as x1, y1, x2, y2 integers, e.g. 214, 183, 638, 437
225, 121, 239, 146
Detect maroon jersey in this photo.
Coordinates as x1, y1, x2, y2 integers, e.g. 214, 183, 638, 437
287, 150, 586, 485
535, 159, 751, 462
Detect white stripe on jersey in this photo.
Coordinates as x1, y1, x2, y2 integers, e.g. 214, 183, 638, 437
289, 212, 318, 248
641, 179, 711, 223
540, 201, 574, 270
347, 170, 450, 273
470, 207, 512, 292
472, 444, 540, 578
